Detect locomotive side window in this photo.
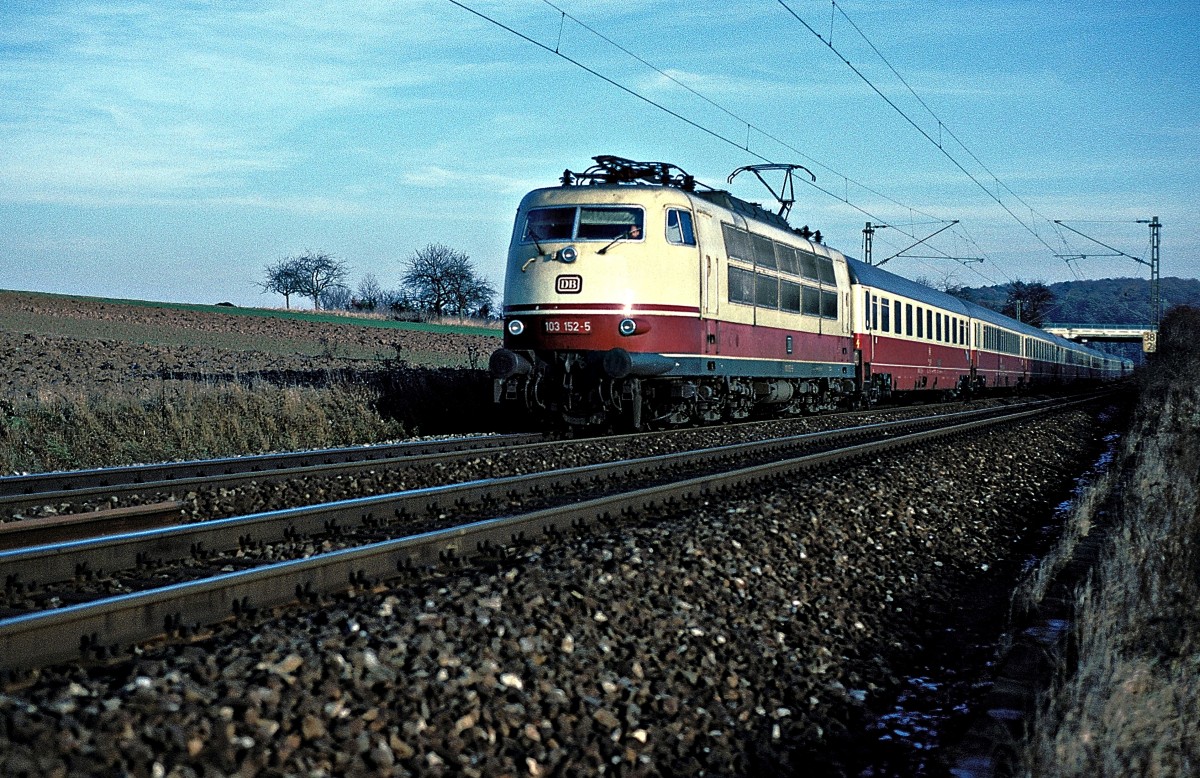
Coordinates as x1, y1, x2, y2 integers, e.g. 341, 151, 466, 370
775, 244, 799, 275
756, 274, 779, 308
666, 209, 696, 245
799, 251, 820, 281
752, 234, 777, 269
780, 280, 801, 313
820, 290, 838, 319
722, 224, 750, 262
577, 207, 643, 240
728, 266, 755, 304
524, 207, 576, 241
804, 286, 822, 316
816, 256, 836, 285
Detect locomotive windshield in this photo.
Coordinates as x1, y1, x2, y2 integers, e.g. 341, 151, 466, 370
522, 206, 643, 242
523, 207, 575, 241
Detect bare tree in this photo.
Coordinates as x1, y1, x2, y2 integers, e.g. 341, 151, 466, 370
401, 243, 495, 319
319, 284, 353, 311
355, 274, 385, 311
260, 257, 306, 309
449, 272, 497, 317
291, 251, 349, 311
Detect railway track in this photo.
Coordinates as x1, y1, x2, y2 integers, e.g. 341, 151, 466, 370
0, 395, 1100, 673
0, 397, 1033, 533
0, 432, 546, 518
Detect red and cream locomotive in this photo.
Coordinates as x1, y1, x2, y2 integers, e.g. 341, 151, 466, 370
489, 156, 1129, 428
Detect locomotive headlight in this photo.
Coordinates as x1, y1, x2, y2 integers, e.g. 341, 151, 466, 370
618, 318, 637, 336
557, 246, 578, 263
507, 319, 525, 336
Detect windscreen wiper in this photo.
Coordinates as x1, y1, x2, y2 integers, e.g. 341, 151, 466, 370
526, 226, 545, 254
598, 228, 635, 255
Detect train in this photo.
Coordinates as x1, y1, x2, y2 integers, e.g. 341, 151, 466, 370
489, 156, 1131, 429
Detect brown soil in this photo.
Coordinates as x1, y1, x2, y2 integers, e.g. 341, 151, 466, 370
0, 291, 497, 401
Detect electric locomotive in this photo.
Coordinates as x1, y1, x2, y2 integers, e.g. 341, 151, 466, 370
490, 156, 1129, 429
490, 156, 857, 428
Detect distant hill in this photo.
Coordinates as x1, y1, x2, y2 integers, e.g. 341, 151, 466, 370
956, 277, 1200, 325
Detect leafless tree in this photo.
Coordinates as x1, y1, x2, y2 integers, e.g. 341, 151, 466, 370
401, 243, 495, 318
260, 257, 306, 309
354, 274, 385, 311
319, 284, 353, 311
295, 251, 350, 311
261, 251, 350, 310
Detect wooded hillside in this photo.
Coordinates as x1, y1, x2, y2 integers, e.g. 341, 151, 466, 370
959, 277, 1200, 324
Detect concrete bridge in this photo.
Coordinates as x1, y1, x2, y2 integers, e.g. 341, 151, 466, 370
1043, 323, 1157, 352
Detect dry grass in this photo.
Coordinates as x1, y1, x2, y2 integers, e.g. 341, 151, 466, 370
1023, 307, 1200, 776
0, 382, 407, 473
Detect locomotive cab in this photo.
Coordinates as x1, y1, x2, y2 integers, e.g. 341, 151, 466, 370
493, 171, 707, 427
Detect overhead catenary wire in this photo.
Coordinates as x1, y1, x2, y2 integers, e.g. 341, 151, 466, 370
536, 0, 956, 231
448, 0, 1002, 283
776, 0, 1064, 268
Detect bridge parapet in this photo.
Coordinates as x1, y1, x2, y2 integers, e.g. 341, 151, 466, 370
1043, 323, 1157, 352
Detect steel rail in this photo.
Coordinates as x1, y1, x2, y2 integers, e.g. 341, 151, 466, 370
0, 400, 1056, 588
0, 397, 1000, 513
0, 433, 578, 519
0, 432, 546, 501
0, 398, 1090, 672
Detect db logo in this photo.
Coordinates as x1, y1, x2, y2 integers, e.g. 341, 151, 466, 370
555, 274, 583, 294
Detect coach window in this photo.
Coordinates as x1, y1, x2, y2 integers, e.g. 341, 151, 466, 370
881, 298, 891, 333
960, 321, 967, 345
935, 312, 942, 342
524, 207, 576, 241
871, 294, 879, 330
577, 207, 644, 240
926, 309, 933, 340
666, 209, 696, 245
916, 306, 924, 338
950, 316, 957, 344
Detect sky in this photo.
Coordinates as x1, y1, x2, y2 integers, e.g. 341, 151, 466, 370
1, 0, 1198, 311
